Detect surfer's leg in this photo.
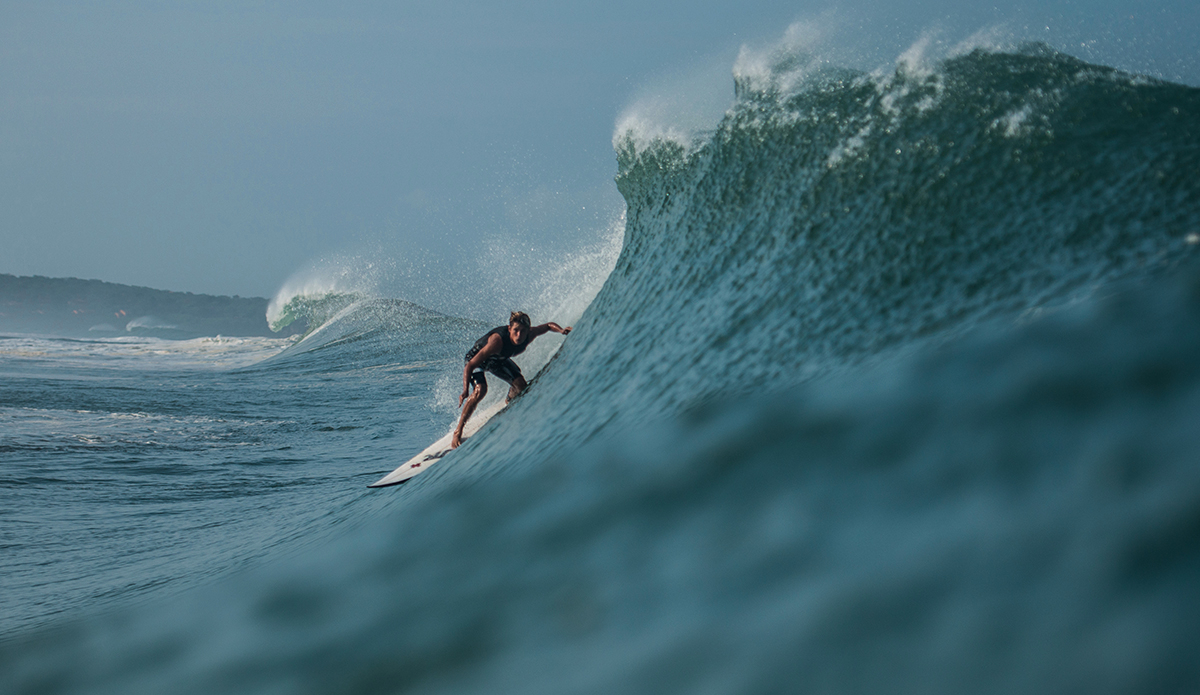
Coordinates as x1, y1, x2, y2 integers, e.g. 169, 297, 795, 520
452, 374, 487, 448
506, 375, 528, 403
489, 358, 526, 403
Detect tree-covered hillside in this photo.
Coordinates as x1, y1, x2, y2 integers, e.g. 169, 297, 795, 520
0, 275, 304, 338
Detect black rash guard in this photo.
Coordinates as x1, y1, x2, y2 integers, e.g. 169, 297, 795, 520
464, 326, 528, 386
465, 326, 529, 362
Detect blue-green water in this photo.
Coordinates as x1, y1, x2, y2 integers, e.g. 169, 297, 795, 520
3, 44, 1200, 693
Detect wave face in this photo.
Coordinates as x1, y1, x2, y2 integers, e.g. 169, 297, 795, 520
471, 44, 1200, 467
4, 45, 1200, 694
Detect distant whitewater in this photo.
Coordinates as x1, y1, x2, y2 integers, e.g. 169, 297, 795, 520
3, 42, 1199, 695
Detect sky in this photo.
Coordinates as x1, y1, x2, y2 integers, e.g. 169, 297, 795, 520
1, 0, 1196, 308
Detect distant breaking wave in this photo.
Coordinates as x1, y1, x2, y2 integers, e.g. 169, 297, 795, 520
125, 316, 177, 331
258, 297, 476, 373
266, 255, 392, 335
266, 290, 363, 334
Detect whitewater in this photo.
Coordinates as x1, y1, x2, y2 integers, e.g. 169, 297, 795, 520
3, 37, 1200, 694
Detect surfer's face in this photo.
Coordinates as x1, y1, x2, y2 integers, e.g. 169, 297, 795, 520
508, 322, 528, 344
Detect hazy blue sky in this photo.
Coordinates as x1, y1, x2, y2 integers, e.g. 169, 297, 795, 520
1, 0, 1195, 305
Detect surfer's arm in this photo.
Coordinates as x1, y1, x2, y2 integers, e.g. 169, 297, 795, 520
530, 322, 572, 338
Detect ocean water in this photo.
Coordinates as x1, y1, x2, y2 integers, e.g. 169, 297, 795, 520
3, 43, 1200, 693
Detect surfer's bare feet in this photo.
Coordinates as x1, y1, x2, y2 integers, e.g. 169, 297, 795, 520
451, 431, 462, 449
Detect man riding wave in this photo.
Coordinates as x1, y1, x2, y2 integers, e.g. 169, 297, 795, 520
452, 311, 571, 448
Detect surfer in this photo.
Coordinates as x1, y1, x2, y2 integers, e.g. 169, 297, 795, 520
452, 311, 571, 448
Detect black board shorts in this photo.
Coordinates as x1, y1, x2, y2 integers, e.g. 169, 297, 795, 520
468, 356, 523, 387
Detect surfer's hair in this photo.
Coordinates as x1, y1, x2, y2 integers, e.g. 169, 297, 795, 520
509, 311, 531, 328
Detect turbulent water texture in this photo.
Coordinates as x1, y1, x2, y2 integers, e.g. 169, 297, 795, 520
471, 44, 1200, 472
3, 45, 1200, 694
0, 315, 477, 636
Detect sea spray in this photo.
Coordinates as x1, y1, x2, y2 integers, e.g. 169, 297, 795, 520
431, 213, 626, 415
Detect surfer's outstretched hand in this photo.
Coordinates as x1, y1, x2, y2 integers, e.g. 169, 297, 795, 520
458, 388, 469, 406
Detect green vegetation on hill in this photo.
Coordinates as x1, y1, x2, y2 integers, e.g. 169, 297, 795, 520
0, 274, 305, 338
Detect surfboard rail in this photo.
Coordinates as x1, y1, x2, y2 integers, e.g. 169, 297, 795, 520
368, 400, 507, 487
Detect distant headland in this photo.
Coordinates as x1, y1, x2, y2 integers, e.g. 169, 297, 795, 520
0, 274, 305, 339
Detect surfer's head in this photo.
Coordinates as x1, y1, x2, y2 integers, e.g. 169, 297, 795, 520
508, 311, 531, 344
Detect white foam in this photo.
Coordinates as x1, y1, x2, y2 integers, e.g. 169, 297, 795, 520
125, 316, 177, 331
993, 103, 1035, 137
732, 18, 839, 98
0, 334, 295, 370
613, 53, 736, 156
826, 124, 874, 169
948, 25, 1017, 59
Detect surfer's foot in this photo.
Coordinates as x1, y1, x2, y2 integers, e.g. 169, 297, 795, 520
451, 431, 462, 449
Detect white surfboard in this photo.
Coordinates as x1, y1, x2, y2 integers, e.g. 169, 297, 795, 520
368, 400, 507, 487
